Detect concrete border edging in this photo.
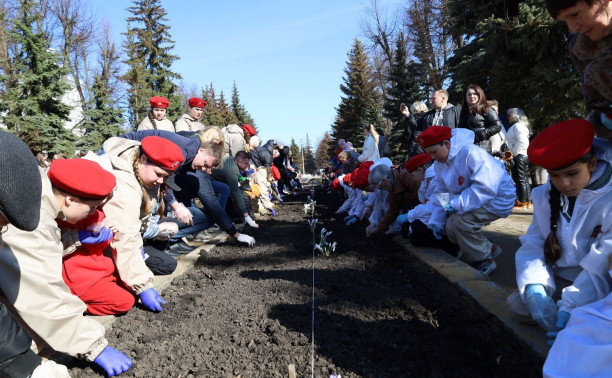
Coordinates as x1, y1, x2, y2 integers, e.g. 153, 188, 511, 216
393, 236, 550, 358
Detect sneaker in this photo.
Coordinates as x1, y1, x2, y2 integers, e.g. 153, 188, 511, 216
472, 258, 497, 275
513, 200, 526, 209
168, 242, 198, 254
194, 231, 211, 242
523, 201, 532, 209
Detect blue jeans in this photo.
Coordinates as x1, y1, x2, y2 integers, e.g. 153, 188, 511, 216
210, 177, 230, 209
170, 206, 214, 243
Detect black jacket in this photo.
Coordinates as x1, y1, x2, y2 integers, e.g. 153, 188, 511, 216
250, 139, 274, 168
459, 107, 502, 152
403, 113, 427, 157
407, 104, 461, 131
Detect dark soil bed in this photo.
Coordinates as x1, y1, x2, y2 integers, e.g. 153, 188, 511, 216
67, 188, 543, 377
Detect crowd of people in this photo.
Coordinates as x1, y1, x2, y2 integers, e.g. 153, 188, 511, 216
0, 94, 306, 377
0, 0, 610, 377
324, 1, 612, 376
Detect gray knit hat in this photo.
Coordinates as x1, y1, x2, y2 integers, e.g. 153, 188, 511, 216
0, 131, 42, 231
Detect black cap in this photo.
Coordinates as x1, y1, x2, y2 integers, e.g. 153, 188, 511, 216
0, 131, 42, 231
165, 174, 181, 192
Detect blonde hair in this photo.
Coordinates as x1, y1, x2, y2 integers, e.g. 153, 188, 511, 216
338, 151, 350, 161
132, 149, 155, 215
365, 124, 379, 145
200, 126, 224, 150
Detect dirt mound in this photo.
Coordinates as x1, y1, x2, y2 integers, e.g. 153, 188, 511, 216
67, 189, 542, 377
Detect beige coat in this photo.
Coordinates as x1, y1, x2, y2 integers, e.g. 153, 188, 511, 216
252, 167, 273, 212
175, 113, 205, 132
222, 124, 247, 157
0, 168, 107, 361
101, 137, 155, 295
137, 116, 176, 132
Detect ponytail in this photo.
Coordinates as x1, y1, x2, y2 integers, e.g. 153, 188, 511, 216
148, 110, 158, 130
369, 124, 379, 145
544, 184, 562, 263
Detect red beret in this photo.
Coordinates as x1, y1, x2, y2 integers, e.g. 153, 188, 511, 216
353, 166, 371, 190
271, 166, 281, 180
242, 124, 256, 136
417, 126, 452, 148
360, 161, 374, 171
141, 136, 184, 171
343, 173, 353, 186
48, 159, 116, 200
404, 153, 432, 172
188, 97, 207, 108
331, 178, 341, 191
528, 119, 595, 170
150, 96, 169, 109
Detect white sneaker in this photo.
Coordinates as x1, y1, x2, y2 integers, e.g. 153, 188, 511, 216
195, 231, 211, 241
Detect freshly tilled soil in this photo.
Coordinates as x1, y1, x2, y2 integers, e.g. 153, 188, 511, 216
67, 189, 543, 377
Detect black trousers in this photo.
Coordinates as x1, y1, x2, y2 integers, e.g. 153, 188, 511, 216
408, 220, 460, 256
143, 240, 178, 275
511, 154, 531, 203
0, 303, 41, 377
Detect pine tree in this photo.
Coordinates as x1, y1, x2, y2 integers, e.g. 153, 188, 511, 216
446, 0, 583, 131
0, 0, 75, 155
331, 38, 382, 149
315, 132, 333, 170
218, 90, 238, 126
384, 32, 424, 161
303, 134, 316, 174
201, 83, 223, 126
289, 138, 303, 172
231, 81, 256, 131
123, 0, 182, 127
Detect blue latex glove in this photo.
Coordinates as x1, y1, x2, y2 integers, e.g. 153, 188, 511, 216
78, 227, 114, 244
395, 213, 410, 225
93, 346, 132, 377
343, 214, 354, 222
430, 225, 443, 240
141, 247, 145, 259
346, 217, 357, 226
278, 198, 284, 203
443, 203, 456, 213
546, 311, 571, 344
246, 169, 255, 175
269, 208, 276, 217
268, 194, 273, 201
525, 284, 558, 331
139, 288, 166, 312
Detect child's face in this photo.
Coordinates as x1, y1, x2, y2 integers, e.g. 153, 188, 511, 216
152, 107, 167, 120
424, 141, 450, 163
63, 197, 104, 224
549, 158, 597, 197
409, 166, 426, 184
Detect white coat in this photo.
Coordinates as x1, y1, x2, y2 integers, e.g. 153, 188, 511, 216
428, 128, 515, 229
348, 190, 365, 217
515, 139, 612, 313
406, 165, 437, 225
337, 178, 356, 213
368, 188, 389, 226
506, 121, 530, 157
543, 290, 612, 378
358, 134, 380, 163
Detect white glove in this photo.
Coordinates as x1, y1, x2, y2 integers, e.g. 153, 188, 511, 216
158, 222, 179, 237
173, 204, 193, 225
31, 359, 70, 378
244, 215, 259, 228
236, 233, 255, 246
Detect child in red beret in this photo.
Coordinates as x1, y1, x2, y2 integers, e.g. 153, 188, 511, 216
1, 158, 133, 375
508, 119, 612, 336
175, 97, 207, 132
137, 96, 176, 132
419, 126, 516, 275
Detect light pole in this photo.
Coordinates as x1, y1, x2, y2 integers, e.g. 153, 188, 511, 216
300, 144, 305, 173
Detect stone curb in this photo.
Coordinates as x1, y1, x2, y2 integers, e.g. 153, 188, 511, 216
393, 236, 550, 358
87, 231, 230, 330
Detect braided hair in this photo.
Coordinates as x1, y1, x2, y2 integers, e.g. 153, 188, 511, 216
132, 149, 154, 215
148, 110, 158, 130
543, 148, 597, 263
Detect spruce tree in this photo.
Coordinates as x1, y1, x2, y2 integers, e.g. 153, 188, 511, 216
231, 81, 256, 131
289, 138, 303, 172
201, 83, 223, 126
0, 0, 75, 155
315, 132, 333, 170
123, 0, 182, 127
218, 90, 238, 126
446, 0, 583, 131
303, 134, 316, 174
331, 38, 382, 149
384, 33, 424, 161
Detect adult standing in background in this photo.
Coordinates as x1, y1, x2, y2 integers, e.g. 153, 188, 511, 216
175, 97, 207, 132
505, 108, 532, 208
458, 84, 503, 154
545, 0, 612, 140
401, 101, 429, 157
400, 89, 462, 132
358, 124, 380, 163
137, 96, 176, 132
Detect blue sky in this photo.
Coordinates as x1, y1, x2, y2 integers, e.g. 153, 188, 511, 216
91, 0, 401, 148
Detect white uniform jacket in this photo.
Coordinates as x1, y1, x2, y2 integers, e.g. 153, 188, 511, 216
406, 165, 437, 225
368, 188, 390, 226
358, 134, 380, 163
428, 128, 515, 229
0, 168, 107, 360
101, 137, 156, 295
506, 121, 530, 157
515, 139, 612, 311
